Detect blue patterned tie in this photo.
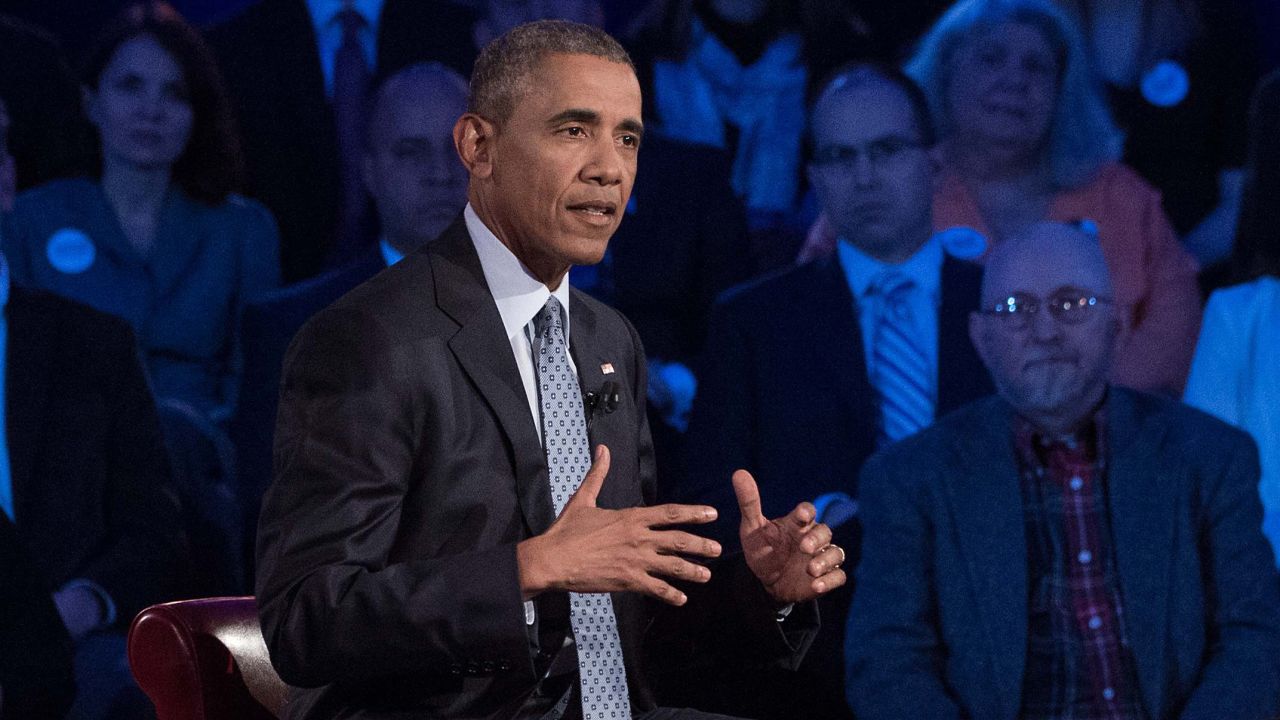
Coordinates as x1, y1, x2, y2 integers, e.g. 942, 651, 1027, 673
870, 271, 934, 444
533, 297, 632, 720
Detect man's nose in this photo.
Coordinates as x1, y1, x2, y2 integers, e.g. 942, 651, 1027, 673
1028, 305, 1062, 341
582, 138, 625, 186
851, 152, 878, 188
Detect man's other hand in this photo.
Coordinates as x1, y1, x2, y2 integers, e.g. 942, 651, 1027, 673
734, 469, 847, 604
517, 445, 723, 605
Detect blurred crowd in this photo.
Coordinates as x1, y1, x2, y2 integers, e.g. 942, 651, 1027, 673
1, 0, 1279, 718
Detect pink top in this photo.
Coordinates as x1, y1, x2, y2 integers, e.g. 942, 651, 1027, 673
933, 162, 1201, 395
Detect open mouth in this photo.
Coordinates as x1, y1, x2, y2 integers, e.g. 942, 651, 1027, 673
567, 201, 617, 217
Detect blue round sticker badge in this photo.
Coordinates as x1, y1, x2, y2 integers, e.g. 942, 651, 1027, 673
1141, 60, 1190, 109
46, 228, 96, 274
936, 226, 988, 260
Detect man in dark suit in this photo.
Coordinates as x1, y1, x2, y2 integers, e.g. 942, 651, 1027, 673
847, 223, 1280, 720
3, 282, 185, 719
0, 512, 75, 720
680, 64, 992, 719
229, 62, 470, 582
205, 0, 477, 281
255, 20, 846, 720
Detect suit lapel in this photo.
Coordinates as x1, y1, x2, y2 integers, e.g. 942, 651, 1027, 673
147, 192, 206, 307
567, 293, 626, 510
937, 257, 988, 414
430, 219, 556, 535
4, 292, 51, 521
794, 258, 878, 435
1105, 389, 1173, 720
946, 398, 1028, 716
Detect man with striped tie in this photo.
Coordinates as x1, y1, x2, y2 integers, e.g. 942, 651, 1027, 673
681, 62, 993, 719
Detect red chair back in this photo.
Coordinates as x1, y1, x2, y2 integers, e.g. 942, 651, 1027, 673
127, 597, 289, 720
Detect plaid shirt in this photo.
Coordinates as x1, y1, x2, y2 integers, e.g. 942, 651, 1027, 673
1015, 407, 1147, 720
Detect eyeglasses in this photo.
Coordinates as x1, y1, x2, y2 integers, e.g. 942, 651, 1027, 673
810, 136, 924, 170
979, 292, 1112, 329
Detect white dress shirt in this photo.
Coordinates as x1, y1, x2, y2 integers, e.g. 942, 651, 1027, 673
464, 204, 576, 442
305, 0, 383, 97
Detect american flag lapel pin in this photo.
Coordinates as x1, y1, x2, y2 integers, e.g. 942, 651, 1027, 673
601, 362, 615, 375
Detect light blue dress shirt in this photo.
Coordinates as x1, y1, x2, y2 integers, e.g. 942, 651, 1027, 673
835, 234, 944, 408
306, 0, 383, 97
0, 256, 10, 521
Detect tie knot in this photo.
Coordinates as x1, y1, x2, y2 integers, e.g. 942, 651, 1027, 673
872, 270, 914, 301
336, 6, 366, 34
535, 296, 565, 339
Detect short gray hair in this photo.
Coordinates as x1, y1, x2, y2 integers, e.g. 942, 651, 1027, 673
906, 0, 1124, 190
468, 19, 633, 125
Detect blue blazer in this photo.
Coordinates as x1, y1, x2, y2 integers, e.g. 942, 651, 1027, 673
847, 389, 1280, 720
2, 178, 280, 417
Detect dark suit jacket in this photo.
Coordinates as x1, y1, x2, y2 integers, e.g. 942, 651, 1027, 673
230, 248, 384, 584
0, 511, 74, 720
848, 389, 1280, 720
5, 287, 185, 626
206, 0, 477, 282
682, 253, 991, 540
255, 218, 815, 719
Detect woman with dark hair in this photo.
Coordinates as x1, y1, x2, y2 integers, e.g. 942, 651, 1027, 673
627, 0, 869, 251
2, 1, 279, 422
1185, 69, 1280, 565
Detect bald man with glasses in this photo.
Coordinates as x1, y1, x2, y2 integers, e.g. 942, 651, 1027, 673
847, 221, 1280, 720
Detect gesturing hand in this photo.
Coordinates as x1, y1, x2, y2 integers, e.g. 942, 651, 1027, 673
517, 445, 723, 606
734, 469, 847, 604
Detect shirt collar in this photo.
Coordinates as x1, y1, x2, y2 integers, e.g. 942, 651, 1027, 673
379, 237, 403, 267
305, 0, 384, 32
464, 203, 572, 345
836, 232, 944, 301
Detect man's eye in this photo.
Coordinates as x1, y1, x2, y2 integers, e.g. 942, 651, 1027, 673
564, 126, 586, 137
619, 134, 639, 148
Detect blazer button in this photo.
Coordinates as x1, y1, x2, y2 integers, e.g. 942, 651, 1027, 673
449, 665, 462, 676
498, 661, 512, 671
481, 660, 497, 673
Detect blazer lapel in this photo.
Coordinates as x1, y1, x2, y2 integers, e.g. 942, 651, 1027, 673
430, 219, 555, 535
147, 192, 206, 307
946, 398, 1028, 717
4, 292, 51, 521
937, 257, 989, 414
567, 293, 625, 510
1105, 389, 1174, 720
795, 258, 878, 436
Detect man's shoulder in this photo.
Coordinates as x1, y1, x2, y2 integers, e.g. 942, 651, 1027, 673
879, 397, 1004, 467
715, 258, 839, 316
249, 255, 382, 324
1119, 388, 1255, 452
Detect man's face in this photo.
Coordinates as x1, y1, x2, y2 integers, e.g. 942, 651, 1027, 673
470, 53, 642, 280
364, 77, 469, 250
946, 22, 1059, 155
807, 77, 934, 262
969, 228, 1117, 426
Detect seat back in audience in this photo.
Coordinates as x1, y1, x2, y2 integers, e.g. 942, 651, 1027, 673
127, 597, 289, 720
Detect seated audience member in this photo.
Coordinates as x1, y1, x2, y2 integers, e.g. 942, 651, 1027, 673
802, 0, 1201, 396
1185, 69, 1280, 564
627, 0, 870, 256
680, 63, 991, 720
2, 261, 185, 720
0, 484, 75, 720
2, 1, 279, 423
1057, 0, 1263, 265
206, 0, 477, 280
847, 221, 1280, 720
230, 62, 469, 581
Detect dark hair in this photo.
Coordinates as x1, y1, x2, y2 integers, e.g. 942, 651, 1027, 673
810, 61, 937, 147
469, 20, 633, 125
1230, 69, 1280, 283
82, 1, 242, 204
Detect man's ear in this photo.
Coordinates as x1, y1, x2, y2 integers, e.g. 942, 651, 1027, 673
454, 113, 495, 180
82, 85, 100, 128
968, 311, 991, 368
